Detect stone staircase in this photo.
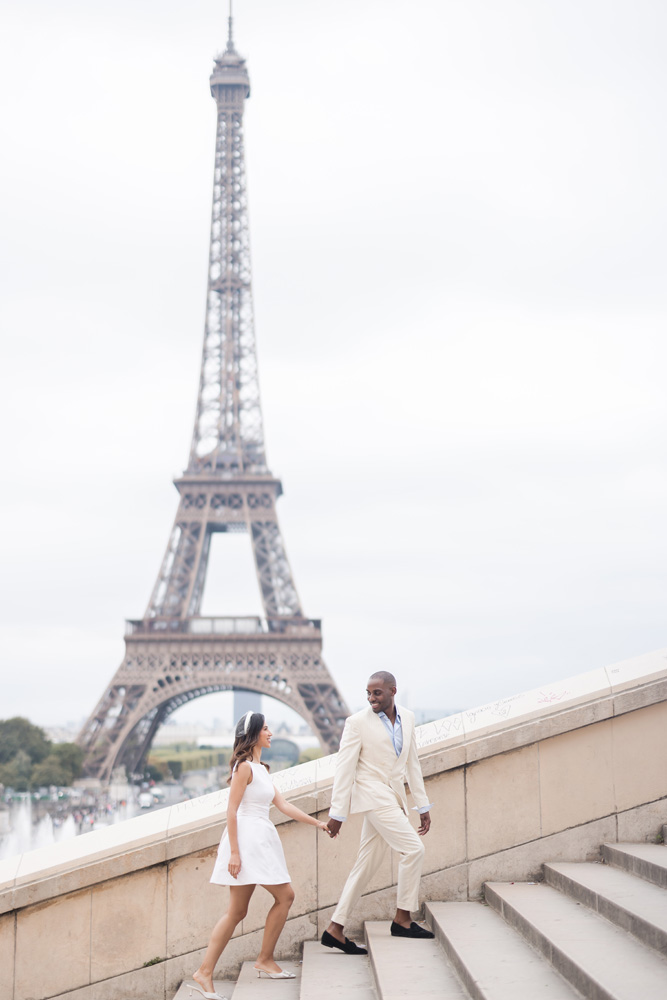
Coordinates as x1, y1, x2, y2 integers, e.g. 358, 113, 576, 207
174, 838, 667, 1000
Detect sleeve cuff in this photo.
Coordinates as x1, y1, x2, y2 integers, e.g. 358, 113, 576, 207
328, 812, 346, 822
412, 803, 434, 814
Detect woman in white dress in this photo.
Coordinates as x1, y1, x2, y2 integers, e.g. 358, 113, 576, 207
191, 711, 331, 1000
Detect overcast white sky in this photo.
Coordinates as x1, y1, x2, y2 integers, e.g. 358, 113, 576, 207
1, 0, 666, 732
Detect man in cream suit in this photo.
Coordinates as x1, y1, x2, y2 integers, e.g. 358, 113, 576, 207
321, 671, 434, 954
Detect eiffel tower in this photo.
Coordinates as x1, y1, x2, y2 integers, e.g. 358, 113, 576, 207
78, 16, 349, 781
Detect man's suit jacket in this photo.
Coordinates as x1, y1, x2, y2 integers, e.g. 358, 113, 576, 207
329, 705, 430, 818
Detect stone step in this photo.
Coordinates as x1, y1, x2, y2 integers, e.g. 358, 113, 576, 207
485, 881, 667, 1000
364, 920, 468, 999
426, 901, 581, 1000
299, 940, 375, 1000
602, 842, 667, 888
174, 980, 236, 1000
233, 960, 301, 1000
545, 861, 667, 955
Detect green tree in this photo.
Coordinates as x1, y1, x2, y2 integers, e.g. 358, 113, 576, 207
0, 749, 34, 791
143, 763, 166, 783
0, 717, 51, 766
31, 744, 84, 788
31, 756, 68, 788
0, 719, 84, 789
167, 760, 183, 780
51, 743, 84, 781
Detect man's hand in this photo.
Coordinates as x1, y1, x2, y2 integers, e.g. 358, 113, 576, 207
417, 811, 431, 836
326, 818, 342, 838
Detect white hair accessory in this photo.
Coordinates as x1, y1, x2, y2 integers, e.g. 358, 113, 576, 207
243, 710, 253, 734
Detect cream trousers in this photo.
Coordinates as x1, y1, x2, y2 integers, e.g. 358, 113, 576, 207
331, 803, 425, 927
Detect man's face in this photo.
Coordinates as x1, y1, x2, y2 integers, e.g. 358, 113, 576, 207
366, 677, 396, 714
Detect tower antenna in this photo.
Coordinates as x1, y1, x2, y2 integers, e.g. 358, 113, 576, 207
227, 0, 234, 51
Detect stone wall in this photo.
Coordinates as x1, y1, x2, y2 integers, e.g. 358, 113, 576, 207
2, 648, 667, 1000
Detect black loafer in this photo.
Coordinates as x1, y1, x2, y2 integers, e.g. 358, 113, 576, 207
390, 920, 434, 939
320, 930, 368, 954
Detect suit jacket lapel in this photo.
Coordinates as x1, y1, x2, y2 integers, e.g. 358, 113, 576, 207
367, 705, 410, 768
367, 707, 398, 759
395, 706, 411, 766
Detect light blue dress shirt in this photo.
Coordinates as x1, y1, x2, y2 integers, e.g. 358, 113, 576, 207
378, 709, 403, 756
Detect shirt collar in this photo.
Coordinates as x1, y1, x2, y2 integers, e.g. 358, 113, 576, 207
378, 709, 401, 726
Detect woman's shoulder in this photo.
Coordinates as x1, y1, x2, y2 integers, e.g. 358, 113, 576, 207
233, 759, 254, 780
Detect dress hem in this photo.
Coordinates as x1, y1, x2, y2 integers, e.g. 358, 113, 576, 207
210, 878, 292, 886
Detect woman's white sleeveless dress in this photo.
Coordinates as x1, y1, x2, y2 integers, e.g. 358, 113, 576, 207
210, 761, 291, 886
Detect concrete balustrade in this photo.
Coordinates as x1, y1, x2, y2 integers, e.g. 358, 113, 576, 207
2, 647, 667, 1000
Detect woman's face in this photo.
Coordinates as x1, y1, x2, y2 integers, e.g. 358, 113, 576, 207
257, 721, 272, 750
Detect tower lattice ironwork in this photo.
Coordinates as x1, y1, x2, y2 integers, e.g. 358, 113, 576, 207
78, 19, 349, 781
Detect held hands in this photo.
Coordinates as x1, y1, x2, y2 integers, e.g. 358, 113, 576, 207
418, 811, 431, 836
317, 820, 338, 838
228, 851, 241, 879
326, 818, 342, 839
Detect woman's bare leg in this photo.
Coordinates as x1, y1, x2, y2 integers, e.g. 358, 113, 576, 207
254, 882, 295, 973
194, 884, 255, 992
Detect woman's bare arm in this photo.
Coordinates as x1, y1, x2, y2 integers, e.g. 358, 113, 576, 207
226, 761, 252, 874
271, 788, 330, 831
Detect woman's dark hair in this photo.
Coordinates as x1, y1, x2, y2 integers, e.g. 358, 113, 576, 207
227, 711, 269, 783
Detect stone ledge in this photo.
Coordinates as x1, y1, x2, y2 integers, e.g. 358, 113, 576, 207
421, 669, 667, 774
1, 647, 665, 915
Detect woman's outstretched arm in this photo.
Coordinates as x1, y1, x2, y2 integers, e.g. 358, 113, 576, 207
226, 761, 252, 877
271, 788, 331, 832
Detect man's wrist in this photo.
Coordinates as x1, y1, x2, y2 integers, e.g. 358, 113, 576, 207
329, 812, 346, 822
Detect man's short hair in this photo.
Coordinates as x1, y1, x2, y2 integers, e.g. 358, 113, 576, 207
368, 670, 397, 688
